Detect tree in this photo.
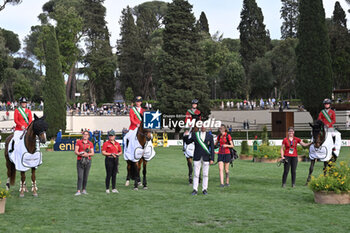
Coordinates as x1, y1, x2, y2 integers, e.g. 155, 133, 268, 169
42, 26, 66, 138
198, 11, 209, 33
0, 0, 22, 11
328, 2, 350, 89
158, 0, 210, 138
296, 0, 332, 119
280, 0, 299, 39
117, 6, 143, 98
0, 28, 20, 53
238, 0, 271, 99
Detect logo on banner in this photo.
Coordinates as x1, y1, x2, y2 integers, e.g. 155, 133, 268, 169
144, 110, 162, 129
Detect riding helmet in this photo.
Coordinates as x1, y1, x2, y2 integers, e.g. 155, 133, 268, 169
19, 97, 28, 103
191, 99, 199, 104
135, 96, 143, 102
323, 98, 332, 104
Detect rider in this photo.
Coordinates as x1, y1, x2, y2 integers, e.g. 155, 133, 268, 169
123, 96, 145, 150
185, 99, 201, 127
10, 97, 33, 152
318, 98, 336, 131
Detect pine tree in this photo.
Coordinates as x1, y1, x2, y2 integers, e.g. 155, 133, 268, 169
238, 0, 271, 99
117, 6, 143, 97
198, 11, 209, 33
42, 26, 66, 138
296, 0, 332, 119
158, 0, 210, 137
280, 0, 299, 39
329, 1, 350, 89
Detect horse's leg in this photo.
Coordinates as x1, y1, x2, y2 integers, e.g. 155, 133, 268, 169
137, 160, 142, 187
323, 161, 328, 176
187, 158, 193, 184
20, 172, 26, 197
31, 168, 38, 197
305, 160, 316, 185
125, 161, 131, 186
142, 159, 148, 189
133, 161, 140, 190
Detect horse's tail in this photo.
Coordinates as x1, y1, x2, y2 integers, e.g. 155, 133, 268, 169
4, 134, 16, 185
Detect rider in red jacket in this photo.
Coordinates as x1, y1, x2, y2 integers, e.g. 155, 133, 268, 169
129, 96, 145, 130
10, 97, 33, 152
185, 99, 201, 127
123, 96, 145, 151
318, 98, 336, 128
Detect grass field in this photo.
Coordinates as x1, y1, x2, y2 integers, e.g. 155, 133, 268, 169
1, 147, 350, 233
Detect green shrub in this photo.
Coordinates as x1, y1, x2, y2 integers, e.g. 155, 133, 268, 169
309, 161, 350, 194
253, 145, 280, 159
261, 125, 269, 145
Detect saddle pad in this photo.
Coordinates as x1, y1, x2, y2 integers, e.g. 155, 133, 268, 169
22, 152, 42, 168
124, 129, 156, 162
184, 142, 194, 158
309, 129, 341, 162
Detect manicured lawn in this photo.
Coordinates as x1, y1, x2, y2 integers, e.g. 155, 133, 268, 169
1, 147, 350, 232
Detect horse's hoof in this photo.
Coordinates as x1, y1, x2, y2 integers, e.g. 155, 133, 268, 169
5, 184, 10, 191
138, 182, 142, 186
19, 193, 24, 198
143, 186, 148, 190
304, 183, 309, 186
125, 180, 130, 186
33, 193, 38, 197
133, 188, 138, 191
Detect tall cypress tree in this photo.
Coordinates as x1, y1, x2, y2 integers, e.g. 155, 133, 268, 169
329, 1, 350, 89
158, 0, 210, 137
42, 26, 66, 138
117, 6, 143, 97
238, 0, 271, 99
296, 0, 332, 119
280, 0, 299, 39
198, 11, 209, 33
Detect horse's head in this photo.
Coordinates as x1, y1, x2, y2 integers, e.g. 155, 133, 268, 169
309, 120, 325, 148
33, 114, 49, 143
138, 119, 152, 143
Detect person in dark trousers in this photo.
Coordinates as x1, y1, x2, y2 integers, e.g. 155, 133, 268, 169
281, 127, 311, 188
74, 130, 94, 196
184, 124, 214, 195
102, 130, 122, 194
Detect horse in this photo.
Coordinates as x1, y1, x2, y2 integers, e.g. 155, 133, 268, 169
4, 114, 48, 197
183, 126, 199, 185
305, 120, 337, 185
125, 121, 152, 190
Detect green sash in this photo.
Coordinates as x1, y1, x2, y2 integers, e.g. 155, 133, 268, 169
195, 132, 210, 155
321, 109, 332, 123
188, 109, 195, 116
18, 107, 29, 124
132, 107, 142, 121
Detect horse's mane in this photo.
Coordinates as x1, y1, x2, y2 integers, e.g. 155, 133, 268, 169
33, 117, 49, 136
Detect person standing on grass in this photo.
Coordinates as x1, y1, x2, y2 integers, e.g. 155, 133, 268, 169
215, 124, 234, 187
184, 124, 214, 196
74, 130, 94, 196
102, 130, 122, 194
281, 127, 311, 188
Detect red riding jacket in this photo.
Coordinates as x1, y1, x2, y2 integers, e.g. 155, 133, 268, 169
185, 109, 201, 124
129, 107, 145, 130
14, 108, 32, 131
318, 109, 336, 128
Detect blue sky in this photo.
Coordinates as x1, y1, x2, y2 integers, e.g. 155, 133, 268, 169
0, 0, 349, 50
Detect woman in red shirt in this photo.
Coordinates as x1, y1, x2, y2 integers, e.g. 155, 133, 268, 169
102, 130, 122, 194
281, 127, 311, 188
74, 130, 94, 196
215, 125, 234, 187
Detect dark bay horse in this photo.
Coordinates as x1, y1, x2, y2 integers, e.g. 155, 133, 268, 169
4, 114, 48, 197
305, 120, 337, 184
125, 121, 152, 190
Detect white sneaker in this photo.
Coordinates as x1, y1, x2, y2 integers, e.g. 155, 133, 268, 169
75, 192, 81, 196
112, 189, 119, 193
106, 189, 110, 194
82, 190, 88, 195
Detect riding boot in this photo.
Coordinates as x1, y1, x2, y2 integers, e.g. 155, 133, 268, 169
9, 140, 15, 153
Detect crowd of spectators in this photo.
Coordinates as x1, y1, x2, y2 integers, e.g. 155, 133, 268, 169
0, 100, 44, 111
220, 98, 291, 111
67, 102, 153, 116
